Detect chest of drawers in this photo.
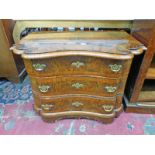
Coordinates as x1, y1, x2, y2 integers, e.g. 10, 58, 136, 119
12, 31, 144, 123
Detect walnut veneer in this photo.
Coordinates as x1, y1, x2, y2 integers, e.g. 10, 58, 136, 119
12, 31, 144, 123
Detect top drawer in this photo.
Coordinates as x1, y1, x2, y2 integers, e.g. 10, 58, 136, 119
24, 56, 131, 78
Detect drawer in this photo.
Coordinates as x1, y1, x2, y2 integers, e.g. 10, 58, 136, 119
24, 56, 131, 78
34, 94, 116, 114
31, 76, 119, 97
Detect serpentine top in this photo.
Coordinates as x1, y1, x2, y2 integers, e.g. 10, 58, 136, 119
12, 31, 145, 57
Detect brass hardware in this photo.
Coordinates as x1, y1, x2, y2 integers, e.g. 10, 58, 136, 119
41, 104, 54, 110
109, 64, 122, 72
33, 63, 47, 71
71, 61, 85, 68
71, 82, 84, 89
102, 105, 113, 112
38, 85, 51, 93
105, 86, 117, 93
72, 102, 84, 107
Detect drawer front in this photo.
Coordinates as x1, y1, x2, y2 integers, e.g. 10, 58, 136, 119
34, 95, 116, 114
31, 76, 119, 97
24, 56, 131, 78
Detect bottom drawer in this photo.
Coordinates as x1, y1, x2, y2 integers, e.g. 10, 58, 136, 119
34, 94, 116, 114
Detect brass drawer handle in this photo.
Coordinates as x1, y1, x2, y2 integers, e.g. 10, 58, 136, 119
105, 86, 117, 93
33, 63, 47, 71
72, 102, 84, 107
41, 104, 54, 110
102, 105, 113, 112
71, 82, 84, 89
38, 85, 51, 93
109, 64, 122, 72
71, 61, 85, 68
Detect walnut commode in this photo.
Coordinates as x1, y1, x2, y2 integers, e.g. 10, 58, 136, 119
12, 31, 144, 123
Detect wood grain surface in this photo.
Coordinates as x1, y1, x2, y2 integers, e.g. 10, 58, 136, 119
12, 30, 143, 122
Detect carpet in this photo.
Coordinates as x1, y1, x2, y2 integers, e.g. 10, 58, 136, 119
0, 77, 155, 135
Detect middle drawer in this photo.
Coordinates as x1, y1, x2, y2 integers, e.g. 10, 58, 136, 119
30, 76, 119, 97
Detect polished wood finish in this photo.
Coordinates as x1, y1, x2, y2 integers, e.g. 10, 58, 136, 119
31, 76, 119, 97
13, 31, 143, 57
34, 94, 116, 113
125, 20, 155, 113
13, 31, 143, 123
0, 19, 26, 83
33, 93, 118, 123
24, 56, 131, 78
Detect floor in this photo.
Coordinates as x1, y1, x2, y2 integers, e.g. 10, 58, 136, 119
0, 76, 155, 135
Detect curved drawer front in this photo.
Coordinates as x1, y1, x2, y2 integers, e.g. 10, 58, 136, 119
24, 56, 131, 78
31, 76, 119, 97
34, 95, 116, 114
